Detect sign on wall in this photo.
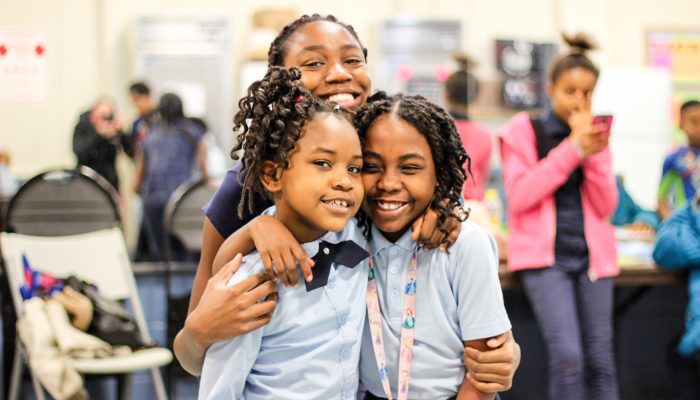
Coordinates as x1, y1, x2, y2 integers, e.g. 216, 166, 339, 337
647, 28, 700, 143
0, 29, 49, 103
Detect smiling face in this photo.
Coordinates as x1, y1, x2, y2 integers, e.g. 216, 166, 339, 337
547, 67, 598, 123
265, 113, 364, 243
361, 114, 437, 242
282, 21, 371, 110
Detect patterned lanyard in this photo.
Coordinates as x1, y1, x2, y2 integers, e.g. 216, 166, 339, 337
366, 246, 418, 400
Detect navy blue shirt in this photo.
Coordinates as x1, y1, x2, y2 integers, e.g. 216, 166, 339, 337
204, 164, 272, 237
539, 109, 589, 271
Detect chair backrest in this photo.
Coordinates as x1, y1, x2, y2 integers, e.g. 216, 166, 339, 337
0, 228, 153, 342
2, 167, 121, 236
163, 179, 219, 260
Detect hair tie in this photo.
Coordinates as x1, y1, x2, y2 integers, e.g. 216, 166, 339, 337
292, 95, 303, 103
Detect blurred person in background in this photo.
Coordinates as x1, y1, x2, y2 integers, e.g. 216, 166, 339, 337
127, 81, 156, 156
445, 54, 492, 201
133, 92, 207, 261
499, 33, 619, 400
72, 98, 128, 190
653, 193, 700, 400
658, 100, 700, 219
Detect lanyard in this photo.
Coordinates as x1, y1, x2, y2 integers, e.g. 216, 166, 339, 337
366, 247, 418, 400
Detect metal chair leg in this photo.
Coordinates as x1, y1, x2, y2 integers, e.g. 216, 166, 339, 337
151, 367, 169, 400
7, 348, 22, 400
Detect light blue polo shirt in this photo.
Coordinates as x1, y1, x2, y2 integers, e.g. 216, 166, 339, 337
199, 208, 369, 400
359, 221, 511, 399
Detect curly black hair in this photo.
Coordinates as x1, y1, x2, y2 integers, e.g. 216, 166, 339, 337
353, 93, 471, 242
267, 14, 368, 67
232, 66, 354, 218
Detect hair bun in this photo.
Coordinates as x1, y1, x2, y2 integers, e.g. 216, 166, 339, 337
452, 53, 477, 72
562, 32, 597, 55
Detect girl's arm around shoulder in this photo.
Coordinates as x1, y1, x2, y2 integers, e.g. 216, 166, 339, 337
212, 215, 314, 287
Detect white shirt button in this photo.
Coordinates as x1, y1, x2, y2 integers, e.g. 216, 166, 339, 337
327, 279, 335, 288
392, 289, 400, 298
323, 247, 330, 255
390, 267, 397, 274
390, 248, 398, 255
341, 350, 350, 360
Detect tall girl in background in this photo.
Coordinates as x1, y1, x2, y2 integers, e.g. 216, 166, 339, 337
499, 33, 619, 400
175, 14, 520, 387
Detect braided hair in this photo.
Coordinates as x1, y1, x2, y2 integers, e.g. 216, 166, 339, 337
549, 32, 599, 83
354, 93, 471, 241
267, 14, 368, 67
232, 66, 353, 218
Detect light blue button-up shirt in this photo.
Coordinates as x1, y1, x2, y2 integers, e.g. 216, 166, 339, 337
359, 221, 511, 399
199, 209, 369, 400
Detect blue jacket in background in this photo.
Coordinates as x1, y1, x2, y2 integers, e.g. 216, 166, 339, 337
653, 204, 700, 356
612, 177, 660, 229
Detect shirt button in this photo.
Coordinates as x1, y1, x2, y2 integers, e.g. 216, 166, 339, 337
342, 390, 352, 399
390, 248, 398, 255
390, 267, 397, 274
327, 279, 335, 288
341, 350, 350, 360
392, 289, 400, 298
341, 314, 349, 323
323, 247, 330, 255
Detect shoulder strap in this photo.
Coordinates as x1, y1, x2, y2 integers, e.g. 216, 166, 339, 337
530, 117, 558, 160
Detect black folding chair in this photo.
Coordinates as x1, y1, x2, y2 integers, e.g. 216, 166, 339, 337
0, 166, 123, 399
162, 178, 219, 396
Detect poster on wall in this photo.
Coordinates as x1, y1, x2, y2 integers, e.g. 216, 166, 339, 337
0, 29, 49, 103
647, 28, 700, 143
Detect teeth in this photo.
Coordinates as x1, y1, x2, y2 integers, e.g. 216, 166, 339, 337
377, 201, 404, 211
325, 200, 349, 207
327, 93, 354, 103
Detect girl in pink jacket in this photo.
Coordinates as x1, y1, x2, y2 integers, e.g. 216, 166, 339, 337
499, 33, 619, 400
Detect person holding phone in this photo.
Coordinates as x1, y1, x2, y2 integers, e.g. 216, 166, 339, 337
72, 98, 128, 189
499, 33, 619, 400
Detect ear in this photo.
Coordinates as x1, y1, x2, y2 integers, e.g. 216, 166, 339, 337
260, 161, 283, 193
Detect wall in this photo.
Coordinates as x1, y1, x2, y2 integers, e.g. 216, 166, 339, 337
1, 0, 700, 178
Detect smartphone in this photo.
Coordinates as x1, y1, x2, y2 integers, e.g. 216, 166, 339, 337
593, 115, 613, 135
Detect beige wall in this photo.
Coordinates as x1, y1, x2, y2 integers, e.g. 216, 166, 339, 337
1, 0, 700, 178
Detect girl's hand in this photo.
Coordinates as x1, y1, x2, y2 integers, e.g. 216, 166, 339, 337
569, 113, 609, 158
249, 215, 314, 287
186, 254, 278, 347
411, 202, 462, 251
463, 330, 520, 393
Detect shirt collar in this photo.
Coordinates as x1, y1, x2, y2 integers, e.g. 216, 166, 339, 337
369, 224, 416, 256
541, 108, 571, 137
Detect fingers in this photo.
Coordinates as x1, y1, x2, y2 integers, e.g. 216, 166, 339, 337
411, 214, 425, 242
418, 209, 439, 246
233, 272, 272, 294
466, 372, 512, 393
464, 345, 515, 365
214, 253, 244, 282
291, 245, 314, 283
442, 219, 461, 251
280, 248, 298, 287
245, 280, 278, 304
269, 251, 291, 286
487, 330, 511, 349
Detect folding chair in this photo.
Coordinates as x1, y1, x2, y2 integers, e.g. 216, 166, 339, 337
0, 228, 172, 400
162, 178, 219, 396
2, 166, 121, 236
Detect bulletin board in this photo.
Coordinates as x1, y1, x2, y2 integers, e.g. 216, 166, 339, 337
647, 28, 700, 143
